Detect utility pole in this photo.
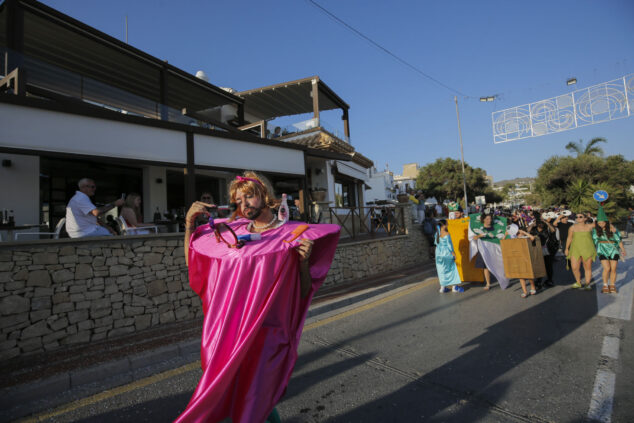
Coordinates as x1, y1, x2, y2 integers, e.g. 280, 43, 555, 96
125, 16, 128, 43
454, 96, 468, 212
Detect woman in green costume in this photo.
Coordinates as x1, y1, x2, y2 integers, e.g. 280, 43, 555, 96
592, 207, 626, 294
564, 213, 596, 290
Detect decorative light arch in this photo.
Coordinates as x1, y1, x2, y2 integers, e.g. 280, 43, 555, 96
492, 74, 633, 143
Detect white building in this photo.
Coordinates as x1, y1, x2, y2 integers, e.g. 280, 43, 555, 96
365, 167, 395, 203
0, 0, 374, 236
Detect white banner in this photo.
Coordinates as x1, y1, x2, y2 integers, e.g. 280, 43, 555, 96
492, 74, 633, 143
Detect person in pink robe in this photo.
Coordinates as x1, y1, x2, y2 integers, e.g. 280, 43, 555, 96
175, 171, 340, 423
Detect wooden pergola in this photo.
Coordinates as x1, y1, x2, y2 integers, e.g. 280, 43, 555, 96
237, 76, 351, 139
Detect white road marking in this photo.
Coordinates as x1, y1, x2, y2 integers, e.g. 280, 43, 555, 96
587, 369, 616, 423
595, 258, 633, 321
600, 336, 620, 360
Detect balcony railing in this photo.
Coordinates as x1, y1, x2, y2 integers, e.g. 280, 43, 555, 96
266, 117, 350, 143
328, 206, 406, 240
0, 47, 231, 132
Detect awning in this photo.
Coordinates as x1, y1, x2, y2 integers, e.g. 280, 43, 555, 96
237, 76, 349, 120
334, 161, 367, 181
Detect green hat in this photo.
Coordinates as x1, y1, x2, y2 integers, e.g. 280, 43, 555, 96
597, 206, 608, 222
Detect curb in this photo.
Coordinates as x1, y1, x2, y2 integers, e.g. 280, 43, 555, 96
2, 268, 436, 422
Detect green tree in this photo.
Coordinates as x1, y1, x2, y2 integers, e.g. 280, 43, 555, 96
534, 142, 634, 220
564, 137, 606, 157
416, 158, 492, 203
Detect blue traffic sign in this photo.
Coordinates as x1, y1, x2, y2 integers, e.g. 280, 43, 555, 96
593, 190, 608, 202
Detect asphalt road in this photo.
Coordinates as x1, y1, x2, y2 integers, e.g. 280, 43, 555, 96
23, 242, 634, 423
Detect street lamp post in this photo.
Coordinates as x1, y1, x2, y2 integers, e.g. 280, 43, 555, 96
454, 96, 468, 212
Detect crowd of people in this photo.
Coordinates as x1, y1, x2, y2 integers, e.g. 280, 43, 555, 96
430, 204, 627, 297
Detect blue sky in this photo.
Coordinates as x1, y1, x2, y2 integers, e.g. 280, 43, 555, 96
41, 0, 634, 182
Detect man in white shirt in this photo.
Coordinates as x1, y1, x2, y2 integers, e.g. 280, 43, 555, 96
65, 178, 125, 238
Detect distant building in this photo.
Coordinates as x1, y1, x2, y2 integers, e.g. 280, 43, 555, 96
393, 163, 419, 193
365, 167, 395, 203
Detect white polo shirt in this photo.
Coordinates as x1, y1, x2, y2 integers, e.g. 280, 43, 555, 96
65, 191, 99, 238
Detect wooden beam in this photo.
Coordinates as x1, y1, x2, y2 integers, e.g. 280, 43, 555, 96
311, 79, 320, 125
342, 108, 350, 139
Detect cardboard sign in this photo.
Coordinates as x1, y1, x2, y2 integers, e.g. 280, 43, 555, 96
447, 218, 484, 282
500, 238, 546, 279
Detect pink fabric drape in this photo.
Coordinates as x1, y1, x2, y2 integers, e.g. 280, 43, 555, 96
175, 220, 340, 423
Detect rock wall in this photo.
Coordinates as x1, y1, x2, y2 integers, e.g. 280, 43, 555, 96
324, 210, 429, 286
0, 211, 429, 361
0, 236, 197, 361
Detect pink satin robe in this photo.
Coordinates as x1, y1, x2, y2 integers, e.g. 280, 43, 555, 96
175, 220, 340, 423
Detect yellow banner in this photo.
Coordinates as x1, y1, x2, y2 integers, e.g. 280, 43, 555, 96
447, 218, 484, 282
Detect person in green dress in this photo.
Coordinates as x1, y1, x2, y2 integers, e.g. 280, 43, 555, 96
565, 213, 596, 290
592, 207, 626, 294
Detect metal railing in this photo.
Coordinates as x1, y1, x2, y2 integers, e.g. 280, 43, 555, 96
328, 206, 406, 239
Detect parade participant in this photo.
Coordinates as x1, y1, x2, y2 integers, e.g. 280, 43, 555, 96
177, 171, 340, 423
553, 211, 573, 268
469, 213, 510, 290
510, 211, 527, 232
565, 212, 596, 290
447, 201, 461, 220
592, 206, 626, 294
434, 219, 464, 293
530, 219, 557, 288
512, 227, 537, 297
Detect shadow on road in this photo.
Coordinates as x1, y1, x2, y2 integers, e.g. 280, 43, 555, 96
322, 285, 598, 422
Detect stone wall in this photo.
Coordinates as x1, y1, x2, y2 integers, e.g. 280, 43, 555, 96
324, 210, 429, 286
0, 235, 198, 361
0, 211, 429, 361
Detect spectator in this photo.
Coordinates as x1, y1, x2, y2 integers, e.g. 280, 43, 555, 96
65, 178, 124, 238
435, 203, 443, 218
120, 193, 156, 232
408, 190, 419, 223
195, 192, 216, 227
422, 209, 437, 259
416, 191, 425, 223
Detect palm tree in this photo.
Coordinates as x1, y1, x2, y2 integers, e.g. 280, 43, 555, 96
566, 179, 591, 210
564, 137, 606, 157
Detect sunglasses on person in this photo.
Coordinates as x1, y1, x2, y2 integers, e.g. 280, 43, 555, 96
575, 215, 585, 219
209, 217, 244, 249
201, 196, 212, 200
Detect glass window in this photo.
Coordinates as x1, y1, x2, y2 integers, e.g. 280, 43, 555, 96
334, 179, 357, 207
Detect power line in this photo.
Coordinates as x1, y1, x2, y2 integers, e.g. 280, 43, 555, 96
305, 0, 472, 98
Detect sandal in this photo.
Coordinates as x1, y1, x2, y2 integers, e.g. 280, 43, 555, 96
602, 284, 610, 294
609, 285, 617, 294
583, 283, 592, 291
483, 285, 491, 290
530, 289, 537, 295
521, 292, 529, 298
571, 282, 582, 289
